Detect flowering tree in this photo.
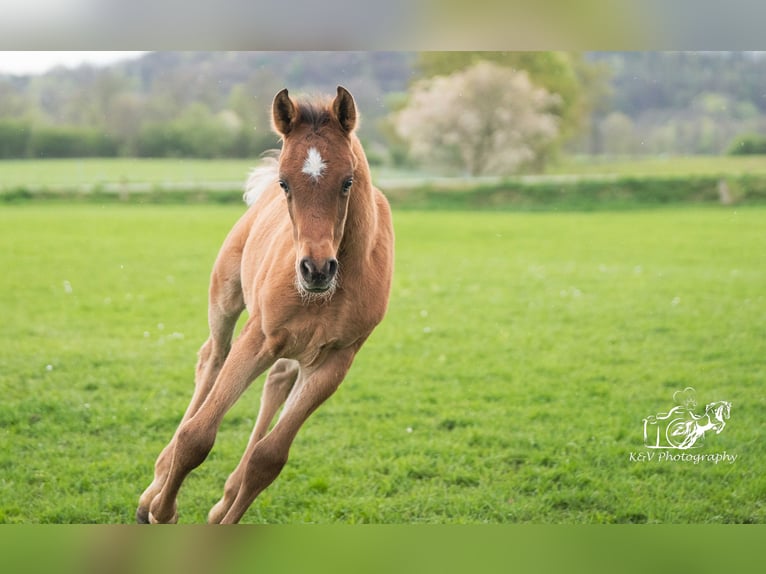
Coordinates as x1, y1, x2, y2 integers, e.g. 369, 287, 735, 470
393, 61, 562, 175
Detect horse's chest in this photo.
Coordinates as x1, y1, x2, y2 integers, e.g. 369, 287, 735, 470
264, 302, 369, 363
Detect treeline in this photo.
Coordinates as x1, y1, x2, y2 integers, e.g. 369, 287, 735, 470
0, 116, 276, 159
728, 133, 766, 155
593, 52, 766, 115
0, 52, 414, 160
2, 51, 766, 163
584, 52, 766, 156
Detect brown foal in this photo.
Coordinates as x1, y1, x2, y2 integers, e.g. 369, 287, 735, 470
136, 86, 394, 524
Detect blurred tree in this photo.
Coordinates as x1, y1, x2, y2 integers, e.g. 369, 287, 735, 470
136, 103, 244, 158
393, 61, 561, 175
600, 112, 635, 155
28, 125, 118, 158
226, 68, 283, 156
85, 70, 132, 127
0, 120, 31, 158
105, 92, 146, 155
416, 52, 595, 142
377, 91, 416, 169
572, 58, 613, 155
728, 132, 766, 155
0, 79, 31, 118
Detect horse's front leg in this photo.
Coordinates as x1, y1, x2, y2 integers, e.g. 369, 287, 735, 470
211, 346, 358, 524
147, 322, 277, 524
136, 263, 244, 523
136, 333, 237, 523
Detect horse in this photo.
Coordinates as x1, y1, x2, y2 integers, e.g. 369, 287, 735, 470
666, 400, 731, 449
136, 86, 394, 524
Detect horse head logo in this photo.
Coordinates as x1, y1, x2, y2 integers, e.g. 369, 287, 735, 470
643, 387, 731, 449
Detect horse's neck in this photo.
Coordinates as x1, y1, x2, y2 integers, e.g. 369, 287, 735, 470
343, 183, 377, 261
341, 139, 378, 261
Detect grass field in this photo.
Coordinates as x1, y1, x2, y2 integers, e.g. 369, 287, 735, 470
1, 204, 764, 524
2, 155, 766, 191
548, 154, 766, 177
0, 158, 256, 189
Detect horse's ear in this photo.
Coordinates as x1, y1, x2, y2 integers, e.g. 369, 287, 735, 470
333, 86, 357, 133
272, 88, 296, 136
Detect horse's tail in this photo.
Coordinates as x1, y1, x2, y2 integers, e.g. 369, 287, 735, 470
243, 152, 279, 207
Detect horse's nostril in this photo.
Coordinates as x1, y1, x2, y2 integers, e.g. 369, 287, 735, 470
300, 258, 314, 278
300, 257, 337, 280
326, 258, 338, 277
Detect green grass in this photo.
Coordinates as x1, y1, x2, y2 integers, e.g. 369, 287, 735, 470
0, 158, 256, 189
1, 204, 764, 523
2, 155, 766, 191
549, 154, 766, 177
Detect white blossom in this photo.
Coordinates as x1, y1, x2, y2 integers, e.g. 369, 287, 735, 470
394, 61, 561, 175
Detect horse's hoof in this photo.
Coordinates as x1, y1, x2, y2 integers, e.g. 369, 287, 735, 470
148, 510, 178, 524
136, 507, 150, 524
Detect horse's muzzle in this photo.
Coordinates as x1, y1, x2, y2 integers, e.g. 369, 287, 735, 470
298, 256, 338, 292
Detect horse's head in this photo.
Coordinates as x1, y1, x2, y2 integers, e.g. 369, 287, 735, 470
706, 400, 731, 432
718, 401, 731, 420
272, 86, 358, 298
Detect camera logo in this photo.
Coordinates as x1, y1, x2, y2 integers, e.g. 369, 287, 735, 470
643, 387, 731, 450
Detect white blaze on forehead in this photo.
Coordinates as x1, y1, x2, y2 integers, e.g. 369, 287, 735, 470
302, 147, 327, 182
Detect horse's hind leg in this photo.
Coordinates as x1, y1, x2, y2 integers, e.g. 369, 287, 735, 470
136, 248, 245, 523
213, 348, 356, 524
207, 359, 299, 524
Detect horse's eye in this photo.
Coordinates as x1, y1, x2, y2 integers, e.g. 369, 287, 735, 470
341, 178, 353, 195
278, 179, 289, 194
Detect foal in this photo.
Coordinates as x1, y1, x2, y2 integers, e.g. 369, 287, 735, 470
136, 86, 394, 524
